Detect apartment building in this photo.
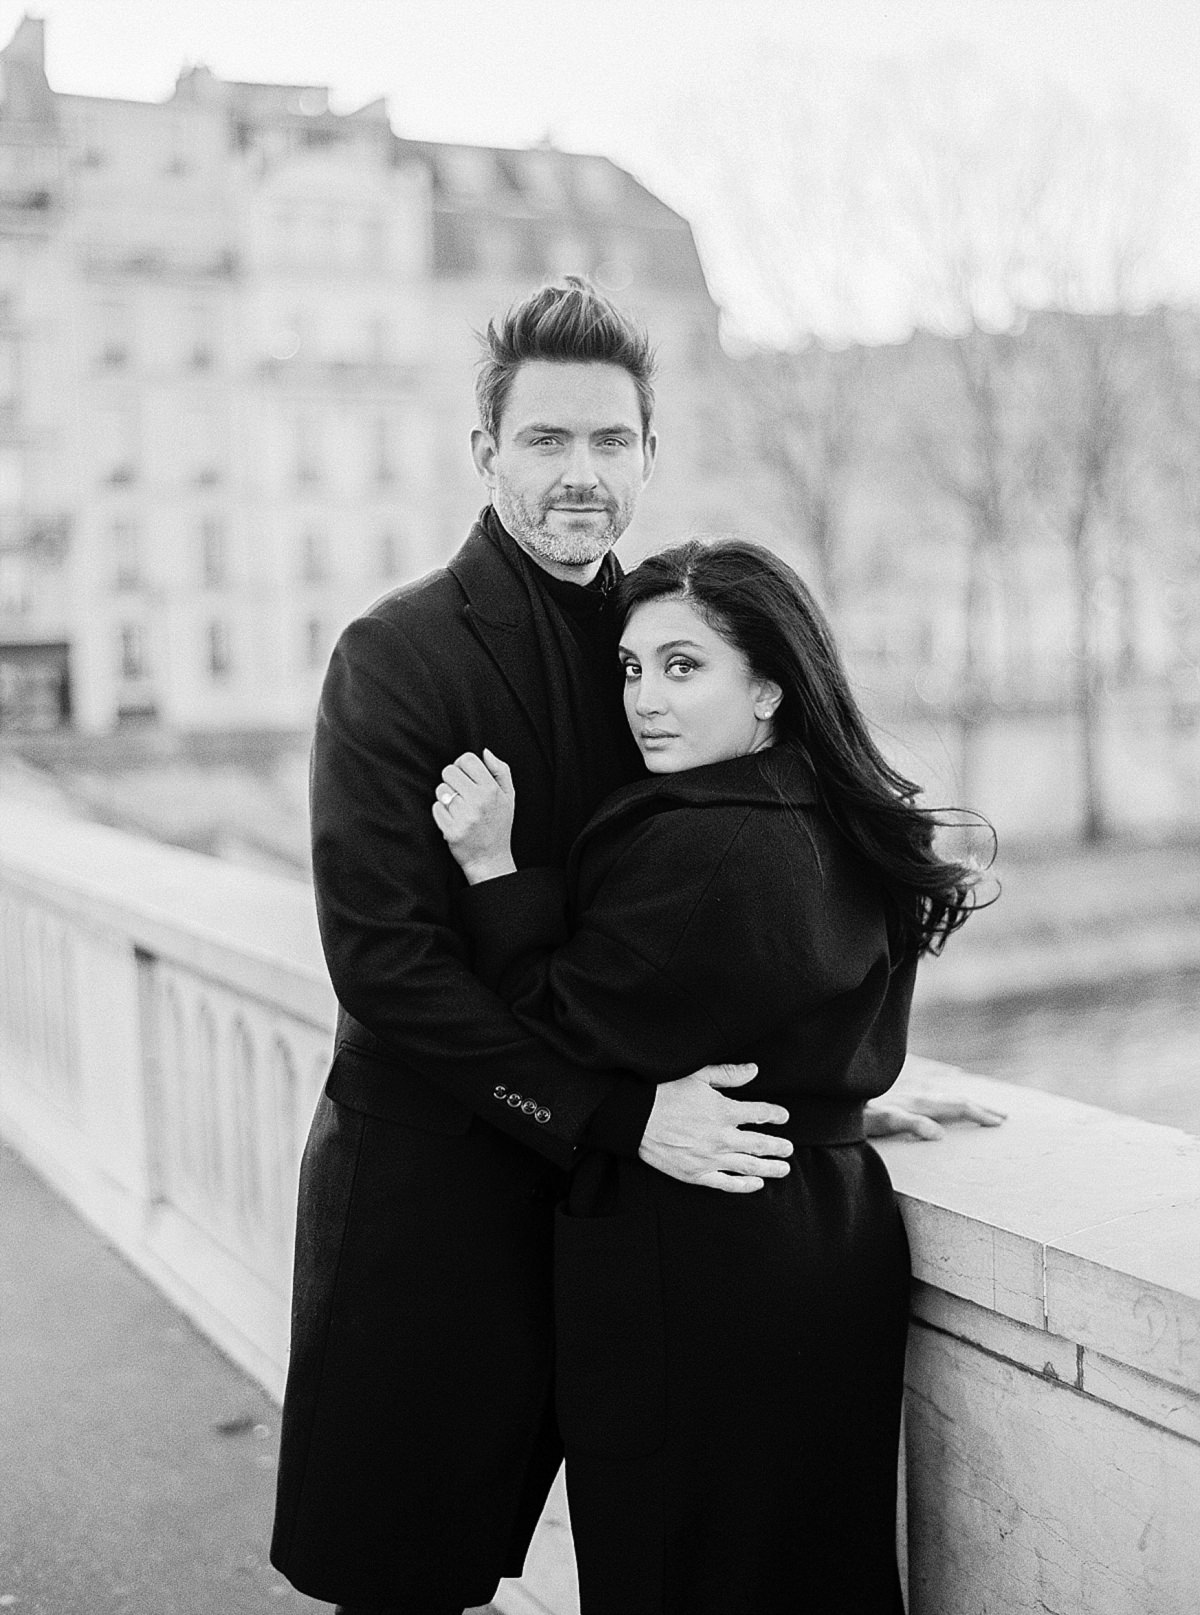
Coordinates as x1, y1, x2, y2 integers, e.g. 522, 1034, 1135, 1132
0, 16, 731, 733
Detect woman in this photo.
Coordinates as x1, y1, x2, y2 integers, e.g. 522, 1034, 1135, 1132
432, 539, 982, 1615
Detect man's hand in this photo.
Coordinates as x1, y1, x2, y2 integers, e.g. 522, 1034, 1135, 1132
639, 1064, 791, 1193
864, 1091, 1007, 1142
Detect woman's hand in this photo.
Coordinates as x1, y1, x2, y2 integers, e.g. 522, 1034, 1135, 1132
431, 748, 518, 885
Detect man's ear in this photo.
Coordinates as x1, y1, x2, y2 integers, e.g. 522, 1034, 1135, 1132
471, 427, 498, 486
641, 430, 658, 485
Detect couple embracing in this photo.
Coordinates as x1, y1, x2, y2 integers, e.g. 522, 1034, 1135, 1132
270, 277, 996, 1615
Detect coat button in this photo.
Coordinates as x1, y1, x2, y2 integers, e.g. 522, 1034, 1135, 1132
535, 1108, 551, 1124
520, 1098, 537, 1115
506, 1092, 523, 1108
493, 1085, 507, 1100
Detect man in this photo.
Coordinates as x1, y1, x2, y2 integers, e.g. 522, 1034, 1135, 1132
271, 277, 999, 1614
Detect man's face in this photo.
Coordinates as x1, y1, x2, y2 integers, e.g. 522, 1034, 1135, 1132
471, 360, 657, 582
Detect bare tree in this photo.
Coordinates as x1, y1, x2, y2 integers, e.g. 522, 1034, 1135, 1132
730, 343, 868, 610
643, 53, 887, 614
871, 63, 1181, 832
642, 48, 1187, 837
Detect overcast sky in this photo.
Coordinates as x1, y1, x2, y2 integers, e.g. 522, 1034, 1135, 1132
7, 0, 1199, 340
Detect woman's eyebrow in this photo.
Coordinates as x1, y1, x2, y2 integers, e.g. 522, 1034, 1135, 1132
617, 638, 705, 658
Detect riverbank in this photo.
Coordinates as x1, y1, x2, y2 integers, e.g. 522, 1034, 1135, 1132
913, 835, 1200, 1007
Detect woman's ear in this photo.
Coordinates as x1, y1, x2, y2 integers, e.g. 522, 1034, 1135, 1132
753, 680, 783, 721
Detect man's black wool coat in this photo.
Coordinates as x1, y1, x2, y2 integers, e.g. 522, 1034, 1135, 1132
270, 516, 646, 1608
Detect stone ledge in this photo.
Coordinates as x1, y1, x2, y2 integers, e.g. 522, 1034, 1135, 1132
880, 1061, 1200, 1397
910, 1289, 1200, 1447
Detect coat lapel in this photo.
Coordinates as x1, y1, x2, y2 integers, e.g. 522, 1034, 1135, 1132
448, 515, 554, 768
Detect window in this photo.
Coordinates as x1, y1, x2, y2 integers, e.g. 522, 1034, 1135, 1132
118, 624, 146, 680
187, 303, 216, 370
200, 518, 225, 588
0, 447, 24, 505
0, 337, 19, 409
441, 148, 495, 197
480, 224, 518, 276
112, 520, 140, 590
98, 406, 138, 485
293, 412, 322, 487
301, 528, 327, 584
0, 551, 28, 614
207, 619, 231, 679
368, 414, 394, 488
576, 157, 622, 210
378, 526, 402, 579
184, 407, 222, 486
97, 301, 132, 369
305, 617, 326, 668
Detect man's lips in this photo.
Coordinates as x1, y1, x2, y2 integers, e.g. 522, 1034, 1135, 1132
639, 730, 677, 741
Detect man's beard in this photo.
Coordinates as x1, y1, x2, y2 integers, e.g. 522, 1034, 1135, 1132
492, 480, 634, 569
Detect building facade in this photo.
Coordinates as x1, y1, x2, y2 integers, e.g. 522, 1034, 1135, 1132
0, 16, 730, 733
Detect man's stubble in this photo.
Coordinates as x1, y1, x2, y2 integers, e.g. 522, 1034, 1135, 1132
490, 476, 638, 570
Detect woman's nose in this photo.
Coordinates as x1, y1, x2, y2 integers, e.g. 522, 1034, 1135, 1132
635, 679, 665, 715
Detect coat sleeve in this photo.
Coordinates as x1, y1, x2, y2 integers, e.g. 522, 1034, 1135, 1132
456, 809, 769, 1081
310, 611, 640, 1166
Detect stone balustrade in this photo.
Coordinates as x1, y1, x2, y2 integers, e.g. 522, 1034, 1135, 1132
0, 798, 333, 1395
1, 798, 1197, 1613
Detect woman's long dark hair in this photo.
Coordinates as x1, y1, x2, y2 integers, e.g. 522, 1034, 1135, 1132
618, 538, 988, 957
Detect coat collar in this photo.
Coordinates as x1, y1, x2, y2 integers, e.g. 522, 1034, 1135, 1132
446, 510, 627, 768
447, 511, 532, 629
582, 745, 819, 841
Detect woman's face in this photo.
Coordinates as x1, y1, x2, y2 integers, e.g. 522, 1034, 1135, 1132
619, 597, 782, 773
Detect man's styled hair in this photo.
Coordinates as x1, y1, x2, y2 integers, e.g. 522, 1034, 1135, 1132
476, 275, 656, 441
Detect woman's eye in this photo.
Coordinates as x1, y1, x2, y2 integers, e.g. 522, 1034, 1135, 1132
666, 658, 696, 677
620, 662, 640, 682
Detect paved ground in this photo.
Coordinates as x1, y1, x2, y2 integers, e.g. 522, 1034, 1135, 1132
0, 1142, 498, 1615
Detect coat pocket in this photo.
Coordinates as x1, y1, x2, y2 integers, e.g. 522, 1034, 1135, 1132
553, 1197, 666, 1459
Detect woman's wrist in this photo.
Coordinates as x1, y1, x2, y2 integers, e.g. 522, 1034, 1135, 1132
461, 853, 518, 886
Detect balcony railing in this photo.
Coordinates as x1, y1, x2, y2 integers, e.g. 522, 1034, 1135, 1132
0, 798, 1197, 1613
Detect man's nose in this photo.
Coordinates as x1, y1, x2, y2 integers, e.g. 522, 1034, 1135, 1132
560, 442, 599, 490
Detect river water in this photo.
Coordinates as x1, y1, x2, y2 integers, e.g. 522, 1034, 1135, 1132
909, 967, 1200, 1137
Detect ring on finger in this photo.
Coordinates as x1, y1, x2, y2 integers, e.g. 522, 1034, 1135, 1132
437, 785, 457, 805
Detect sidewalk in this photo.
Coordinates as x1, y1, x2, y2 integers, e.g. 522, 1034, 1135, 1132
0, 1141, 497, 1615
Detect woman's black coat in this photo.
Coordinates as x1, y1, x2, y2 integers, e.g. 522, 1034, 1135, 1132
460, 747, 915, 1615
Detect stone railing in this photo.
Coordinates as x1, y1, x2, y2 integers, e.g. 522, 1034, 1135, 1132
1, 799, 1197, 1613
0, 798, 333, 1395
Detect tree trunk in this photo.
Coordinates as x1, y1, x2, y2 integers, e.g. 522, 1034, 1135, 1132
1066, 501, 1108, 843
956, 535, 988, 807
